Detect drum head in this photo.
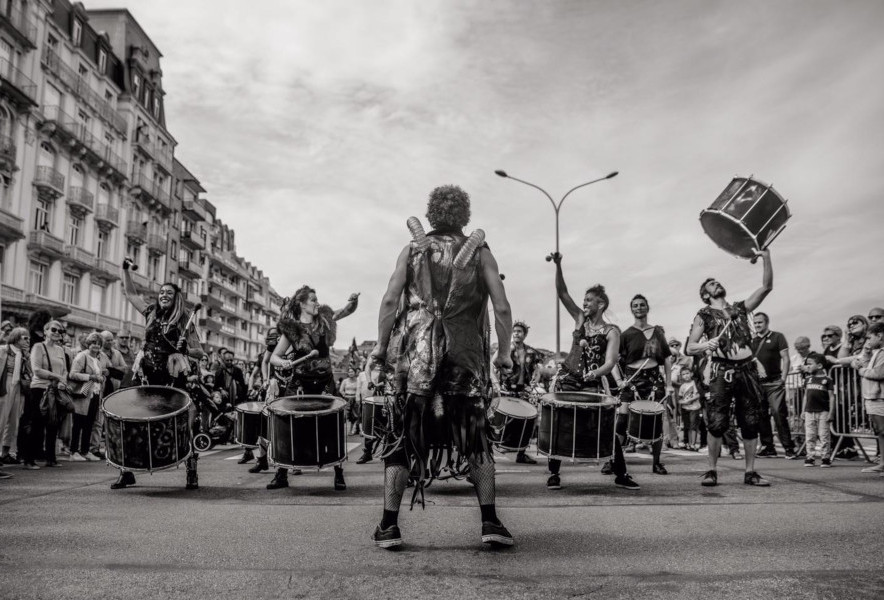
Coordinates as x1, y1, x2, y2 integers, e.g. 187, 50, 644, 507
699, 210, 758, 259
235, 401, 265, 414
702, 177, 789, 259
103, 386, 191, 420
541, 391, 617, 408
491, 396, 537, 418
630, 400, 664, 415
270, 395, 345, 415
363, 396, 387, 406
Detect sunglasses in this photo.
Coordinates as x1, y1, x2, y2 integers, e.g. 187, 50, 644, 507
848, 320, 862, 326
668, 343, 681, 347
869, 314, 884, 320
49, 327, 63, 334
118, 336, 130, 340
821, 333, 835, 338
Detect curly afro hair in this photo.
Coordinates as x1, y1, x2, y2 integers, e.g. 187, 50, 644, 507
426, 185, 471, 230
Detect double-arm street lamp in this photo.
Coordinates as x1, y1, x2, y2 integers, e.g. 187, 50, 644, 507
494, 169, 619, 354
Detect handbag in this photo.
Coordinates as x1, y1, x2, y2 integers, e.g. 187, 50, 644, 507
37, 343, 76, 422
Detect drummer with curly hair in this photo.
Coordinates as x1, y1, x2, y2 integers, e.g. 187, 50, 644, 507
115, 261, 205, 490
265, 286, 359, 491
371, 184, 515, 549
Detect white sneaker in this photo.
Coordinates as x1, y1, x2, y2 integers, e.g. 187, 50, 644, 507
860, 464, 884, 473
81, 452, 96, 461
70, 452, 87, 462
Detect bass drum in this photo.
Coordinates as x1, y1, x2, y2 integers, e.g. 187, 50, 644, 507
267, 395, 346, 469
361, 396, 388, 439
102, 386, 193, 472
488, 396, 537, 451
234, 401, 268, 448
537, 392, 617, 462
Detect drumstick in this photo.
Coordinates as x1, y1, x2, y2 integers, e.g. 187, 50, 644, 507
177, 303, 203, 347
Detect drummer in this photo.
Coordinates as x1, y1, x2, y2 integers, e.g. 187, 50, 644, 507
546, 253, 640, 491
265, 286, 359, 491
686, 249, 774, 488
246, 327, 279, 474
491, 320, 542, 464
615, 294, 673, 475
115, 261, 205, 490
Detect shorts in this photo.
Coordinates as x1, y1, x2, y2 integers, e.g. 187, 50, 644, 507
705, 359, 763, 440
620, 367, 665, 403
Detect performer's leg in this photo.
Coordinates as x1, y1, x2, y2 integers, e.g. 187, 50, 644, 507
111, 468, 136, 489
468, 456, 514, 545
374, 450, 408, 548
702, 366, 732, 485
357, 437, 374, 464
249, 438, 269, 472
734, 368, 767, 485
267, 467, 289, 489
185, 452, 199, 490
333, 464, 346, 490
651, 439, 666, 474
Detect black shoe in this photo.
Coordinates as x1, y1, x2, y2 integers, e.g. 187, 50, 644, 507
373, 523, 403, 549
111, 471, 136, 489
267, 470, 289, 489
600, 460, 614, 475
820, 458, 832, 468
356, 451, 373, 465
804, 457, 815, 467
515, 452, 537, 464
546, 474, 561, 490
237, 449, 255, 464
700, 470, 717, 487
248, 456, 269, 473
744, 471, 770, 486
614, 474, 640, 490
652, 463, 668, 475
757, 447, 778, 457
185, 469, 199, 490
1, 454, 20, 465
784, 449, 797, 460
481, 521, 514, 547
334, 466, 346, 491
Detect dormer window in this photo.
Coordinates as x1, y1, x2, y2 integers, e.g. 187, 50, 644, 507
98, 50, 107, 73
72, 20, 83, 46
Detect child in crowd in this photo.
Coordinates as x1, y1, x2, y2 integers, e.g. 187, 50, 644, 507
802, 352, 834, 467
678, 369, 702, 451
853, 322, 884, 474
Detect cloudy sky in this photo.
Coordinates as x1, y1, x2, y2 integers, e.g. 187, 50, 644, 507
88, 0, 884, 353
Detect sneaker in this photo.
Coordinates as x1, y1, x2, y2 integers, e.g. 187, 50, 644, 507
266, 470, 289, 489
373, 524, 402, 549
700, 470, 718, 487
785, 449, 797, 459
652, 463, 668, 475
744, 471, 770, 486
58, 446, 71, 457
237, 449, 254, 464
804, 457, 815, 467
546, 474, 561, 490
88, 451, 105, 461
355, 451, 373, 465
0, 469, 12, 479
481, 521, 514, 547
730, 451, 743, 460
515, 452, 537, 465
248, 456, 269, 473
600, 460, 614, 475
820, 458, 832, 468
860, 464, 884, 473
1, 454, 21, 465
757, 447, 778, 458
110, 471, 136, 489
334, 467, 346, 491
22, 462, 40, 470
614, 474, 640, 490
70, 452, 87, 462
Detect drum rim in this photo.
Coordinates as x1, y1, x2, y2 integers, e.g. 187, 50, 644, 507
235, 401, 267, 413
103, 454, 192, 473
361, 396, 389, 405
629, 400, 665, 414
101, 385, 193, 422
536, 449, 615, 462
268, 395, 346, 416
491, 396, 539, 418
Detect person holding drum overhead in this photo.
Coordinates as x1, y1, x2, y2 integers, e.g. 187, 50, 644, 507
614, 294, 673, 476
545, 254, 640, 492
265, 286, 359, 491
115, 261, 205, 490
492, 320, 542, 464
686, 249, 774, 488
370, 185, 515, 549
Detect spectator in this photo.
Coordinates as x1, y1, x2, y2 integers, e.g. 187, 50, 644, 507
22, 320, 69, 469
115, 329, 137, 370
100, 331, 127, 393
821, 325, 843, 367
214, 349, 249, 461
835, 315, 868, 365
868, 307, 884, 325
854, 322, 884, 474
801, 352, 834, 468
0, 320, 13, 344
68, 333, 105, 462
752, 313, 796, 458
339, 367, 360, 435
665, 337, 690, 448
677, 368, 702, 450
0, 327, 31, 467
27, 309, 52, 347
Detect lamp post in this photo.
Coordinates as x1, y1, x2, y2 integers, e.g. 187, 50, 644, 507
494, 169, 618, 353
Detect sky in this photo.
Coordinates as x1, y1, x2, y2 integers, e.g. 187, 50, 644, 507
87, 0, 884, 353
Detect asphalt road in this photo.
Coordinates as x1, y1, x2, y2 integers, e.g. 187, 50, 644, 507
1, 438, 882, 600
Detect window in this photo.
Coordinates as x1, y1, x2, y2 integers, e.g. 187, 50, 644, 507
132, 74, 141, 102
46, 34, 58, 51
0, 245, 4, 283
72, 20, 82, 46
170, 241, 177, 257
62, 273, 80, 305
98, 50, 107, 73
89, 282, 106, 313
96, 229, 109, 259
152, 96, 161, 119
105, 90, 114, 105
68, 214, 83, 246
34, 199, 52, 232
78, 64, 88, 77
28, 262, 48, 295
77, 109, 90, 128
148, 255, 160, 281
126, 242, 141, 265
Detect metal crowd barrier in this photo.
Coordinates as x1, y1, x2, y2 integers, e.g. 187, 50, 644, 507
829, 365, 876, 461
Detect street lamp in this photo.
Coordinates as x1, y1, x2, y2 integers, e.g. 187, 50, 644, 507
494, 169, 618, 353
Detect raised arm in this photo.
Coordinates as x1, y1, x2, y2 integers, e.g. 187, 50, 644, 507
744, 249, 773, 312
480, 247, 513, 370
371, 245, 410, 361
333, 293, 360, 321
552, 254, 582, 324
120, 264, 149, 315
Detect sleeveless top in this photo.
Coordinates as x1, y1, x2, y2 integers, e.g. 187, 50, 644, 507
695, 300, 754, 357
562, 322, 619, 378
386, 229, 491, 397
142, 305, 183, 373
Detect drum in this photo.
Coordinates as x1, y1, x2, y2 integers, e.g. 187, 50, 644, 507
700, 176, 791, 259
234, 401, 267, 448
488, 396, 538, 451
361, 396, 388, 439
626, 400, 664, 444
537, 392, 617, 462
102, 385, 193, 472
267, 395, 346, 468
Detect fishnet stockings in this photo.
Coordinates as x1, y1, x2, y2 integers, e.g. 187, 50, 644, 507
469, 458, 496, 505
383, 464, 410, 511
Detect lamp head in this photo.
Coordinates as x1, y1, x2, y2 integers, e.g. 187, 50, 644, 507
494, 170, 508, 178
606, 171, 619, 179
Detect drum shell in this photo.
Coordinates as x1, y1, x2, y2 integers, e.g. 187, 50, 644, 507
489, 397, 538, 451
235, 402, 268, 448
102, 385, 193, 472
361, 396, 387, 439
537, 392, 616, 461
267, 395, 346, 468
626, 400, 664, 444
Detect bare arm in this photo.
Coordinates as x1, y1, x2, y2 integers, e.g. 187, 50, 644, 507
333, 293, 360, 321
121, 266, 149, 315
372, 246, 410, 359
261, 349, 271, 382
779, 348, 790, 382
553, 256, 582, 324
269, 336, 292, 368
481, 248, 513, 369
687, 315, 715, 356
591, 327, 621, 378
744, 249, 772, 312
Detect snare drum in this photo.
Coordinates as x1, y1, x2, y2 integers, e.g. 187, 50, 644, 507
361, 396, 388, 439
537, 392, 617, 462
626, 400, 664, 444
102, 386, 193, 472
267, 395, 346, 468
488, 396, 538, 451
700, 176, 791, 259
234, 401, 267, 448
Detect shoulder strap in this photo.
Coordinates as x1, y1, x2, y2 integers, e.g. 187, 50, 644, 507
40, 343, 52, 373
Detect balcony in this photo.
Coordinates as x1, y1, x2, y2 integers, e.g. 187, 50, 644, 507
178, 257, 202, 278
63, 244, 97, 272
27, 230, 66, 259
0, 5, 37, 49
39, 106, 127, 181
125, 219, 147, 245
249, 290, 267, 306
0, 201, 24, 243
182, 198, 207, 221
127, 269, 149, 291
0, 134, 16, 172
33, 166, 65, 200
210, 274, 245, 298
221, 323, 236, 336
95, 204, 119, 230
156, 144, 174, 173
66, 187, 94, 216
93, 257, 120, 281
185, 291, 201, 306
133, 135, 154, 160
209, 250, 243, 275
147, 233, 166, 255
201, 318, 222, 334
180, 228, 205, 250
0, 57, 37, 108
130, 172, 170, 212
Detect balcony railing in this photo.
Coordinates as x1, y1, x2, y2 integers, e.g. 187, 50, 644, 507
66, 187, 94, 214
0, 134, 16, 167
147, 233, 166, 255
125, 219, 147, 244
0, 201, 24, 242
33, 165, 65, 199
64, 244, 97, 271
28, 230, 66, 257
93, 257, 120, 281
0, 5, 38, 48
133, 135, 154, 159
182, 198, 207, 221
180, 228, 205, 250
40, 106, 127, 179
178, 257, 202, 278
221, 323, 236, 336
95, 204, 119, 229
0, 57, 37, 105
